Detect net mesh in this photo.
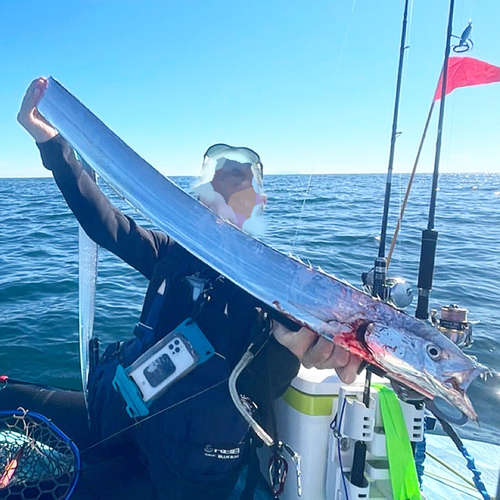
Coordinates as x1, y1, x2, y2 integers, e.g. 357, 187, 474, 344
0, 410, 79, 500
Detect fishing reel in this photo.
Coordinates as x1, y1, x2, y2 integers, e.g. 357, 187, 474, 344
430, 303, 475, 349
361, 269, 413, 310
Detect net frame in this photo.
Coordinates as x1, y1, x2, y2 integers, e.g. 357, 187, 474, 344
0, 409, 80, 500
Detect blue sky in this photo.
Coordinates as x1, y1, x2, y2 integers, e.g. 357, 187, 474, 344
1, 0, 499, 177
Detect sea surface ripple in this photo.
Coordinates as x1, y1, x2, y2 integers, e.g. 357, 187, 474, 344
0, 173, 499, 445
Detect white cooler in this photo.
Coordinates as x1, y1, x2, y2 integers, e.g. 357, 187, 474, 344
259, 366, 343, 500
258, 366, 425, 500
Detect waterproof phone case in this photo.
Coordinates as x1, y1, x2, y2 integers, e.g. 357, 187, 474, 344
113, 319, 215, 417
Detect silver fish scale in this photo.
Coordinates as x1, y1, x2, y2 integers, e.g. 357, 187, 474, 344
37, 78, 487, 421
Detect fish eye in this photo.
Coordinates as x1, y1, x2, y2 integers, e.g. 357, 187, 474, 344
427, 344, 442, 361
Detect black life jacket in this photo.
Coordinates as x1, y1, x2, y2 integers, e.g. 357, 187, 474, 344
87, 243, 268, 494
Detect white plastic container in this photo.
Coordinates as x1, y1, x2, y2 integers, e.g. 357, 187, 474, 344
259, 366, 342, 500
258, 366, 420, 500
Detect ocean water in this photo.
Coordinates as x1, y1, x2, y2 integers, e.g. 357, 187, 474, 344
1, 173, 499, 446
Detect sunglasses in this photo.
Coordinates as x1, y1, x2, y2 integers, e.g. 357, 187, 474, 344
204, 143, 262, 166
203, 143, 265, 193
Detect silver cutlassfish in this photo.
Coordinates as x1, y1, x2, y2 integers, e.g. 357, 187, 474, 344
38, 77, 488, 422
78, 159, 98, 402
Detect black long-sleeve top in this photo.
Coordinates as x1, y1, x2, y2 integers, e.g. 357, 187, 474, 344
37, 134, 300, 413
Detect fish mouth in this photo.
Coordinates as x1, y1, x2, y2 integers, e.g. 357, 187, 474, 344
443, 364, 490, 389
440, 384, 477, 423
387, 364, 488, 424
437, 365, 489, 423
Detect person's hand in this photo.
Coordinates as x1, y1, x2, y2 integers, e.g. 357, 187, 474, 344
272, 321, 362, 384
17, 77, 58, 143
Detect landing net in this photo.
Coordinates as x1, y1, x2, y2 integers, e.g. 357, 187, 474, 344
0, 409, 80, 500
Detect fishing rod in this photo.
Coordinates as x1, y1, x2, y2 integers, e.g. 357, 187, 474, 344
371, 0, 410, 301
351, 0, 411, 490
405, 6, 493, 498
386, 20, 477, 268
361, 0, 413, 313
415, 0, 455, 320
386, 100, 435, 268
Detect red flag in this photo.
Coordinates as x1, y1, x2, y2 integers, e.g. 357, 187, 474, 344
433, 57, 500, 101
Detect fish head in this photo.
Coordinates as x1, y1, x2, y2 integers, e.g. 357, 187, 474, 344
363, 321, 488, 422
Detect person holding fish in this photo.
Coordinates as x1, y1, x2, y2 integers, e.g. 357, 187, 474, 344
8, 76, 363, 499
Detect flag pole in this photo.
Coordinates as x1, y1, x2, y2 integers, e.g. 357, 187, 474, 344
415, 0, 455, 320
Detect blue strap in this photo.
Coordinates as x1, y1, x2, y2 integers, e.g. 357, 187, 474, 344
438, 417, 491, 500
145, 278, 170, 328
414, 433, 426, 488
458, 444, 491, 500
138, 277, 171, 347
134, 244, 196, 351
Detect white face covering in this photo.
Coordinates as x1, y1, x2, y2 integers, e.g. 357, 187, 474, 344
193, 145, 266, 236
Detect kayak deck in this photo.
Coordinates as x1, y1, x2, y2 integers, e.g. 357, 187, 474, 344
422, 434, 499, 500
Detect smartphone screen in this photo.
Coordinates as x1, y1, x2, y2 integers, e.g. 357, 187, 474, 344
143, 354, 176, 387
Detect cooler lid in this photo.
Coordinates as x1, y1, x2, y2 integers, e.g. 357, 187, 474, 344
291, 366, 342, 396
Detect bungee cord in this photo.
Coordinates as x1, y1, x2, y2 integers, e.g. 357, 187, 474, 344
425, 450, 481, 491
436, 417, 492, 500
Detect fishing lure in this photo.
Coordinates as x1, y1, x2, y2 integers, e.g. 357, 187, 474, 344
0, 443, 26, 489
453, 20, 474, 53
